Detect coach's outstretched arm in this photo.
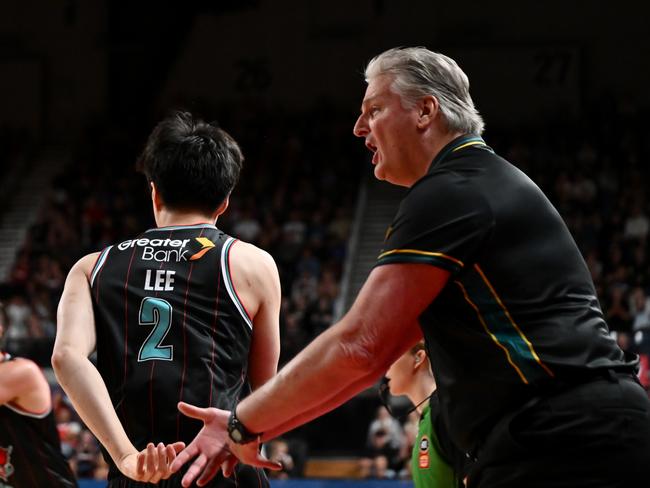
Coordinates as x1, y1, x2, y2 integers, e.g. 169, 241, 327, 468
53, 254, 185, 484
171, 262, 450, 487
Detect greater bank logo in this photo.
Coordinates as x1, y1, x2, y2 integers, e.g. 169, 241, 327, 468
118, 238, 190, 251
117, 237, 216, 262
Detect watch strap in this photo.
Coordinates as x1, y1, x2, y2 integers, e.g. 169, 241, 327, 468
228, 407, 258, 444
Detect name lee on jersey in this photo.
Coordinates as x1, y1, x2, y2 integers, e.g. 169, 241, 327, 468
144, 269, 176, 291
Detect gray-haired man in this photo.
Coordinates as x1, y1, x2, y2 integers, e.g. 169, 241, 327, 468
171, 47, 650, 488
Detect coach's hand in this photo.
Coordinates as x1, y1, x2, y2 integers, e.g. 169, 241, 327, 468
171, 403, 231, 487
118, 441, 186, 484
223, 438, 281, 476
172, 402, 281, 487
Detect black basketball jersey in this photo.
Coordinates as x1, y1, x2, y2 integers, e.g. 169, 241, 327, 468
376, 135, 636, 451
0, 355, 78, 488
90, 223, 259, 484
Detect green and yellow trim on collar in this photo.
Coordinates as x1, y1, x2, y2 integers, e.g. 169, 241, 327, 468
376, 249, 463, 273
430, 135, 493, 169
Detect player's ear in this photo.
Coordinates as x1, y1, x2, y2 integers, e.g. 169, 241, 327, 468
151, 182, 164, 211
416, 95, 438, 129
214, 195, 229, 219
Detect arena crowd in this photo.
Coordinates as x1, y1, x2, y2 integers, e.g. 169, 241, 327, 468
1, 97, 649, 479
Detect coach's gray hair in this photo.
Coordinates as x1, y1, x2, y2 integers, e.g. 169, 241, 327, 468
365, 47, 485, 135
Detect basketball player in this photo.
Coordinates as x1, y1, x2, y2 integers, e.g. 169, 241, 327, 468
384, 342, 464, 488
0, 303, 78, 487
170, 48, 650, 488
52, 111, 281, 486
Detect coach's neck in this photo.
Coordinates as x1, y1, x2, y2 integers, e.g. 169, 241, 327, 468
408, 108, 465, 187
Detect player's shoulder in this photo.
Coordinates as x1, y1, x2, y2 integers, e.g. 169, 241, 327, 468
228, 240, 280, 293
12, 357, 43, 377
68, 252, 103, 280
229, 239, 277, 272
0, 356, 45, 386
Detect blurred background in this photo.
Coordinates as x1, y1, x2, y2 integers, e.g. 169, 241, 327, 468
1, 0, 649, 485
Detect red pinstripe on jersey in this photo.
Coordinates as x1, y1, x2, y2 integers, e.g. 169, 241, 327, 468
121, 245, 138, 433
176, 228, 205, 438
149, 230, 173, 438
209, 270, 222, 407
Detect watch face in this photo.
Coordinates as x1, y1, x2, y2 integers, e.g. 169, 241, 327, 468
231, 429, 243, 443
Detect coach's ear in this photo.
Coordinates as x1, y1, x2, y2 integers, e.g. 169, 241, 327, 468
416, 95, 439, 129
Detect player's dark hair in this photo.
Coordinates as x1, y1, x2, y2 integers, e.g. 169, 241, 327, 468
136, 111, 243, 214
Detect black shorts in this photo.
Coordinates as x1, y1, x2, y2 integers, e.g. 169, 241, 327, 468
107, 464, 269, 488
468, 374, 650, 488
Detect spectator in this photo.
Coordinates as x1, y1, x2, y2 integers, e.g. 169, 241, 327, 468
232, 207, 262, 243
265, 439, 294, 479
624, 204, 649, 241
75, 429, 100, 479
606, 286, 632, 333
4, 295, 30, 341
631, 287, 650, 331
359, 407, 406, 479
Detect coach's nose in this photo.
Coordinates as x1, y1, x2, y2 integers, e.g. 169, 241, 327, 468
353, 113, 369, 138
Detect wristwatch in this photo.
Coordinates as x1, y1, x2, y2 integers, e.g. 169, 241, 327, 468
227, 408, 258, 444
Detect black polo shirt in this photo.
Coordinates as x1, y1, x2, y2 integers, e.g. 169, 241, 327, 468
376, 134, 636, 451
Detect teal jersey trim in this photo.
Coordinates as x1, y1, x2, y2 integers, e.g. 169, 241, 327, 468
90, 245, 113, 286
145, 223, 218, 233
221, 237, 253, 329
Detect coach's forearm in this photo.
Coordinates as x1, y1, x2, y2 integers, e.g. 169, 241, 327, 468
237, 315, 390, 435
238, 265, 434, 437
260, 373, 378, 441
52, 347, 137, 463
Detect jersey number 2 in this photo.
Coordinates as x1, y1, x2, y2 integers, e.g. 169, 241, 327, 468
138, 297, 173, 361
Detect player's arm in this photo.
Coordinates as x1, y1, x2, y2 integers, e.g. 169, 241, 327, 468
229, 242, 281, 390
0, 358, 50, 412
52, 253, 183, 483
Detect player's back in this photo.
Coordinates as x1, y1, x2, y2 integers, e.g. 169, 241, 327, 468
90, 223, 252, 469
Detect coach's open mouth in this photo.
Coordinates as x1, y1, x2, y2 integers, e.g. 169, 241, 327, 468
365, 141, 378, 164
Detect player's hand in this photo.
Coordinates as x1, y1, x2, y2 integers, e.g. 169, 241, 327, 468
118, 441, 186, 484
